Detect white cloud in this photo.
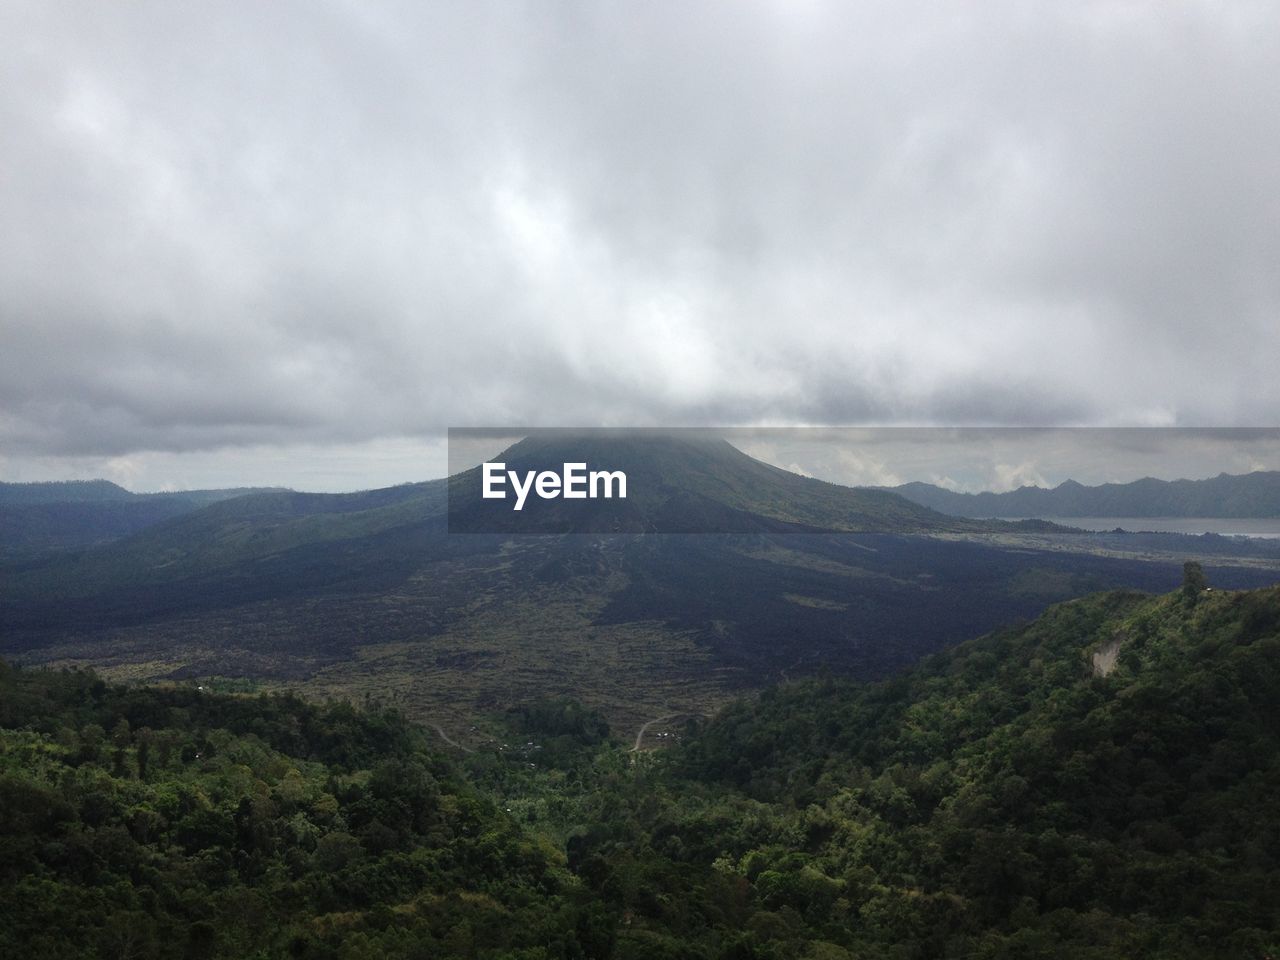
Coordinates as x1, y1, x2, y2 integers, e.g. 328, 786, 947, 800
3, 2, 1279, 488
990, 462, 1050, 493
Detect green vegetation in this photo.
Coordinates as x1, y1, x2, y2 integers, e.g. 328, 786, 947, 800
0, 481, 291, 559
660, 584, 1280, 956
0, 480, 138, 504
5, 439, 1279, 736
1183, 559, 1209, 597
0, 666, 587, 959
4, 582, 1279, 957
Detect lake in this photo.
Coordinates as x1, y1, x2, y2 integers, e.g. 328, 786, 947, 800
1001, 517, 1280, 539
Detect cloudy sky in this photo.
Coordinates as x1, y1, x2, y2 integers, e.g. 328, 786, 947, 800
446, 427, 1280, 492
2, 1, 1278, 490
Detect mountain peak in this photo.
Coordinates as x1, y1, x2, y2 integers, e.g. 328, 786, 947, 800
448, 431, 969, 534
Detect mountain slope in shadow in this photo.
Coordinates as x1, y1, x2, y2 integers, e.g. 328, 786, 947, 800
450, 432, 979, 534
2, 435, 1276, 726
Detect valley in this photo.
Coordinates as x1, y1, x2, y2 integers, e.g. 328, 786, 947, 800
3, 437, 1279, 736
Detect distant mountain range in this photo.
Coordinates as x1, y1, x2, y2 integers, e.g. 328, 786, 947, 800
888, 470, 1280, 518
0, 479, 140, 504
0, 478, 285, 506
0, 437, 1008, 559
0, 480, 287, 557
3, 435, 1276, 728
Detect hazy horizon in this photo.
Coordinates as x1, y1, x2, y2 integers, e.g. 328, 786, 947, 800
8, 427, 1280, 497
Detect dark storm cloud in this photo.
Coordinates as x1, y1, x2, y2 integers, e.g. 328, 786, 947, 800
2, 1, 1279, 485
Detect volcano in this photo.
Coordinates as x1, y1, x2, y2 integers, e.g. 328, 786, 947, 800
448, 431, 974, 534
2, 433, 1274, 729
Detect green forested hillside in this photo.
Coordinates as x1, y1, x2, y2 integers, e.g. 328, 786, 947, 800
0, 481, 138, 505
3, 581, 1279, 958
0, 668, 590, 959
0, 481, 291, 558
661, 583, 1280, 956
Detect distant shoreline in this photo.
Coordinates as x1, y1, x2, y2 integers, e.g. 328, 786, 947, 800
994, 517, 1280, 539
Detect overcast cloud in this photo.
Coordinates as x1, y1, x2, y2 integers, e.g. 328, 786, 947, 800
2, 1, 1279, 489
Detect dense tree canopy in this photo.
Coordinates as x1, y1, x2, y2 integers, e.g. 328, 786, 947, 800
3, 583, 1279, 957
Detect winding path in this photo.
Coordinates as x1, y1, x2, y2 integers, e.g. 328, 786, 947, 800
429, 723, 474, 753
631, 713, 677, 752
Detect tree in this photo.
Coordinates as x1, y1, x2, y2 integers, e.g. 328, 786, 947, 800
1182, 561, 1208, 600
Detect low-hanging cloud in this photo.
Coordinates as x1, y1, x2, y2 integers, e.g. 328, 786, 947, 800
2, 1, 1279, 488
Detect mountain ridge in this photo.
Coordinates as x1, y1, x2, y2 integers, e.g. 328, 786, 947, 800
0, 480, 295, 558
0, 478, 289, 505
888, 469, 1280, 518
450, 433, 984, 534
4, 435, 1278, 732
